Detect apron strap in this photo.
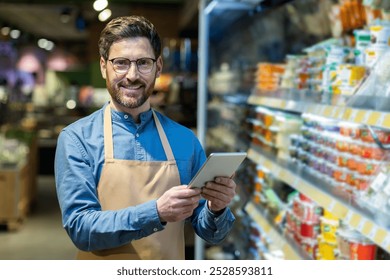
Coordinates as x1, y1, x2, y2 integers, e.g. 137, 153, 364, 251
103, 104, 175, 162
152, 110, 175, 161
104, 104, 114, 161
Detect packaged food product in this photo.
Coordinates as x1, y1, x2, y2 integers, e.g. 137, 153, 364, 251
356, 159, 380, 176
370, 24, 390, 47
317, 235, 337, 260
350, 239, 377, 260
320, 217, 339, 243
299, 219, 321, 239
360, 142, 385, 160
360, 127, 390, 144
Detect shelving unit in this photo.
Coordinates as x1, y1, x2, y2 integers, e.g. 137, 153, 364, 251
247, 145, 390, 254
249, 92, 390, 129
198, 0, 390, 260
245, 201, 310, 259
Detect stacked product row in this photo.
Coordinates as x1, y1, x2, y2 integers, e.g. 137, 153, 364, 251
250, 161, 383, 259
248, 106, 302, 160
289, 113, 390, 227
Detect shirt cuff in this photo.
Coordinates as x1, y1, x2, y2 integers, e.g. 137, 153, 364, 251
206, 202, 228, 222
135, 200, 166, 235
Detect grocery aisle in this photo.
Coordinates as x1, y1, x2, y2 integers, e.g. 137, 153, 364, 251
0, 176, 76, 260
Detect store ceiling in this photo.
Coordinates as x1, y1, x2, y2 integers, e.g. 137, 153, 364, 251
0, 0, 191, 42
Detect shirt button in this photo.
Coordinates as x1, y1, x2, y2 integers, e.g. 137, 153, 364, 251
153, 228, 158, 232
124, 114, 129, 119
136, 133, 139, 137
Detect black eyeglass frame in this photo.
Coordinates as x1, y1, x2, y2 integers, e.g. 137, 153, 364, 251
108, 57, 157, 74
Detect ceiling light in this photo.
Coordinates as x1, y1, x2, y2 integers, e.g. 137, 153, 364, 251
93, 0, 108, 12
1, 26, 10, 36
38, 38, 55, 51
45, 41, 55, 51
38, 38, 48, 49
10, 29, 21, 39
60, 8, 72, 23
98, 9, 112, 22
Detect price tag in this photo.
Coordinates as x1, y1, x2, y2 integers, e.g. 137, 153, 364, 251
331, 107, 338, 118
344, 211, 353, 224
349, 109, 358, 122
273, 165, 281, 177
368, 225, 378, 240
318, 105, 325, 115
334, 107, 344, 119
292, 176, 299, 187
377, 113, 386, 128
357, 219, 366, 232
362, 111, 371, 124
382, 235, 390, 248
327, 200, 336, 212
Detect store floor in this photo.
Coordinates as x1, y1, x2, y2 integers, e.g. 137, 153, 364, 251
0, 176, 76, 260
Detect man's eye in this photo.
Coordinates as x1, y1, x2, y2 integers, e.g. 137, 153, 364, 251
115, 60, 128, 66
138, 60, 146, 65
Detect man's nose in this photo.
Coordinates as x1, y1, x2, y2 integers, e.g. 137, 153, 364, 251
125, 62, 139, 79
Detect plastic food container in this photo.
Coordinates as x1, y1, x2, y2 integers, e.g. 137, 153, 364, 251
335, 137, 353, 153
339, 123, 363, 139
301, 237, 318, 259
356, 159, 380, 176
299, 220, 320, 239
360, 128, 390, 144
348, 140, 363, 155
349, 239, 377, 260
317, 235, 337, 260
353, 173, 373, 191
360, 142, 385, 160
333, 167, 349, 182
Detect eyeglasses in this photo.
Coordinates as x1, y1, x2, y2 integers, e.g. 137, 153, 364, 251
108, 57, 157, 74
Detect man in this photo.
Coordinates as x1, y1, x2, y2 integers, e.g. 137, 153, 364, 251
54, 15, 236, 260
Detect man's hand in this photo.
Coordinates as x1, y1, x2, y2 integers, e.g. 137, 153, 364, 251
201, 176, 237, 213
157, 186, 202, 223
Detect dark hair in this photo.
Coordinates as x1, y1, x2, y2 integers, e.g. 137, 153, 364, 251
98, 15, 161, 61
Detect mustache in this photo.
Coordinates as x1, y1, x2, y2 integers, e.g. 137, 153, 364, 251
118, 80, 144, 87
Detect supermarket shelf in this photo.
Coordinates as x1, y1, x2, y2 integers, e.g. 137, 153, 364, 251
245, 201, 309, 260
248, 94, 308, 113
207, 126, 249, 152
248, 94, 390, 130
247, 145, 390, 254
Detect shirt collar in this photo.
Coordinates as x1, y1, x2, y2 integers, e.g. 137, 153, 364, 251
110, 106, 153, 126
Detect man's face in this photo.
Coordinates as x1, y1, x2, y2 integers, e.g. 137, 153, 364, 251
100, 37, 162, 110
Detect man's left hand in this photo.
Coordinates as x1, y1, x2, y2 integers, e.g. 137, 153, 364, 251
201, 176, 237, 213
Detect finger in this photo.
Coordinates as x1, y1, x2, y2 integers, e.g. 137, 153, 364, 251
201, 191, 229, 206
214, 177, 235, 188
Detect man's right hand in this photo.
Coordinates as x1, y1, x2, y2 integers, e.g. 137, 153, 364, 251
156, 186, 202, 223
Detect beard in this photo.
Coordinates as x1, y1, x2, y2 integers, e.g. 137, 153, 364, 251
107, 78, 155, 109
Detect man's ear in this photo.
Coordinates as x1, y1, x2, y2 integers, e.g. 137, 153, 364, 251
100, 57, 107, 79
156, 56, 163, 78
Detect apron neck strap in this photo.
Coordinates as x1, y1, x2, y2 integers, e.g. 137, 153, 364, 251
103, 105, 175, 161
152, 110, 175, 161
104, 104, 114, 160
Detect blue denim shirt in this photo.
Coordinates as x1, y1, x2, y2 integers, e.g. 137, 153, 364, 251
54, 103, 235, 251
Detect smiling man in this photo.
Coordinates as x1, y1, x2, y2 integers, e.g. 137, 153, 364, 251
54, 15, 236, 260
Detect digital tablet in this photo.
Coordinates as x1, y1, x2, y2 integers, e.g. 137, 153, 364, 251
188, 152, 247, 188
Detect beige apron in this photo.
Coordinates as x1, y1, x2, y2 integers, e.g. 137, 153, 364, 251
77, 105, 184, 260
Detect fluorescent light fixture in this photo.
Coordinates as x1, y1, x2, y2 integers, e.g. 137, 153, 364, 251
93, 0, 108, 12
10, 29, 21, 39
98, 8, 112, 22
